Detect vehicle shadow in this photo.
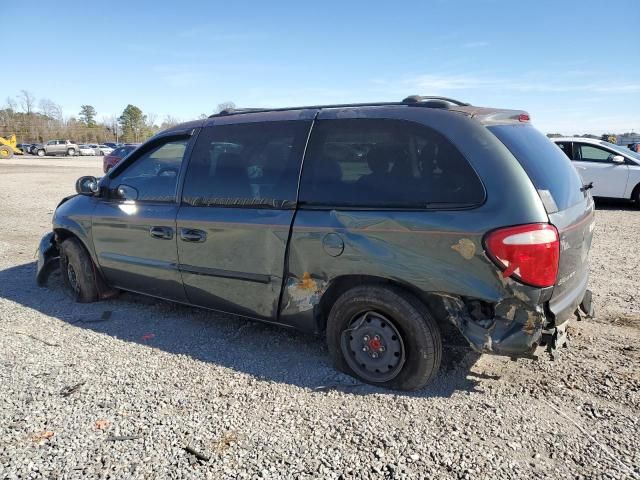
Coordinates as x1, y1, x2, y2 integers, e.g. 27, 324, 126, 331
0, 261, 488, 398
594, 198, 638, 211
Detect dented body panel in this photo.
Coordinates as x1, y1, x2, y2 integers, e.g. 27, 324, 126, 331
280, 209, 554, 355
279, 107, 589, 355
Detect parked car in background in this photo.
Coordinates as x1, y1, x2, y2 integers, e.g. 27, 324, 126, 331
78, 145, 96, 156
34, 140, 79, 157
553, 137, 640, 204
16, 143, 32, 153
37, 96, 595, 390
88, 144, 114, 156
102, 144, 138, 172
103, 142, 120, 149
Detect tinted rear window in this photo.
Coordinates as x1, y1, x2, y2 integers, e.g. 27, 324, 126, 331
489, 125, 585, 212
299, 119, 485, 208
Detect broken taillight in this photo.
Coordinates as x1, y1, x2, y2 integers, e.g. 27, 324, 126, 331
484, 223, 559, 288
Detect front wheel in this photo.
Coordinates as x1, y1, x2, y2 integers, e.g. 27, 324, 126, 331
0, 145, 13, 159
67, 148, 76, 156
327, 285, 442, 391
60, 238, 99, 302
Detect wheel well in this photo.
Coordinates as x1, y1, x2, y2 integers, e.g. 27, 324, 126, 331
316, 275, 454, 334
53, 228, 94, 262
631, 182, 640, 202
53, 228, 115, 298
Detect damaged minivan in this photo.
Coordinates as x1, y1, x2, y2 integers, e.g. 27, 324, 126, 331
37, 96, 595, 390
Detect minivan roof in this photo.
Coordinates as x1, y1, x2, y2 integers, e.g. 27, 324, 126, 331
165, 95, 530, 133
206, 95, 530, 125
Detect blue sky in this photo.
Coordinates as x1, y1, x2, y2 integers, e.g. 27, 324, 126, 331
4, 0, 639, 134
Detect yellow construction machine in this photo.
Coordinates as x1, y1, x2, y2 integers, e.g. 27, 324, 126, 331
0, 134, 24, 159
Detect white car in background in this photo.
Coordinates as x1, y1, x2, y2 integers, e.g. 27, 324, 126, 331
78, 145, 96, 156
553, 137, 640, 205
88, 144, 114, 156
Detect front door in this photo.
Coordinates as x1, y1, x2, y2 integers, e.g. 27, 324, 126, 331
92, 133, 194, 301
176, 113, 314, 320
572, 143, 630, 198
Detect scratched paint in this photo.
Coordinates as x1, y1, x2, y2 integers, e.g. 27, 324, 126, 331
451, 238, 476, 260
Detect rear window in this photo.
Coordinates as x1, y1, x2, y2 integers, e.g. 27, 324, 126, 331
489, 125, 585, 213
299, 119, 485, 208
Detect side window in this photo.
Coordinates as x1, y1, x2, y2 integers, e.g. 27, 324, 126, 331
556, 142, 573, 160
299, 119, 484, 207
576, 144, 614, 162
182, 121, 311, 208
47, 140, 55, 145
114, 137, 189, 202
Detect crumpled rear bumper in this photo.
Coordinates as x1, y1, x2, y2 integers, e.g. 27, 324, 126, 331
36, 232, 59, 286
441, 286, 594, 358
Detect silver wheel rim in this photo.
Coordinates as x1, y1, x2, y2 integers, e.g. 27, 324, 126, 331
67, 263, 80, 293
341, 311, 406, 383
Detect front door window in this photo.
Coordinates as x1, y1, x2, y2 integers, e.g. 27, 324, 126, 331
113, 138, 189, 202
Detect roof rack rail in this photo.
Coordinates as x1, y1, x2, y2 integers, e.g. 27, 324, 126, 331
207, 96, 470, 118
208, 102, 406, 118
215, 107, 264, 116
402, 95, 471, 107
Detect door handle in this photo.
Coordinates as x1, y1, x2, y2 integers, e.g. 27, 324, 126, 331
149, 226, 173, 240
180, 228, 207, 243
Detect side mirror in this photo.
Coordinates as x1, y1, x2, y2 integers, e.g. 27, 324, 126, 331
611, 155, 625, 164
116, 184, 139, 201
75, 176, 99, 195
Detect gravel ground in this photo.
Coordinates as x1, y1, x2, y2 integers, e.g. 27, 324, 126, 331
1, 156, 639, 480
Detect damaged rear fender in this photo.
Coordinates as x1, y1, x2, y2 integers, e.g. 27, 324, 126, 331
435, 293, 546, 356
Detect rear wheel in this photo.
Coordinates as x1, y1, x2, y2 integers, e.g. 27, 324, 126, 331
633, 184, 640, 208
327, 285, 442, 391
60, 238, 99, 302
67, 148, 76, 156
0, 146, 13, 159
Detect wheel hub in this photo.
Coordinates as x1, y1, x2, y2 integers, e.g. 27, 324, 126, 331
67, 263, 79, 292
342, 311, 405, 383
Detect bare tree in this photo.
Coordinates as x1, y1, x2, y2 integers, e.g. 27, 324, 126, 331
161, 115, 180, 129
39, 98, 63, 121
146, 112, 158, 129
5, 97, 17, 111
216, 101, 236, 113
18, 90, 36, 114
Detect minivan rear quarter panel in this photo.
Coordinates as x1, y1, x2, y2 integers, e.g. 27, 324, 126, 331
280, 107, 554, 355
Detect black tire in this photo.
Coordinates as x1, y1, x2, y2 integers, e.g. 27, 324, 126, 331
67, 148, 76, 156
0, 145, 13, 159
37, 149, 45, 157
327, 285, 442, 391
633, 185, 640, 208
59, 238, 99, 303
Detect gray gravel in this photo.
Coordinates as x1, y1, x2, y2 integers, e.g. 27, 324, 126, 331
1, 157, 639, 479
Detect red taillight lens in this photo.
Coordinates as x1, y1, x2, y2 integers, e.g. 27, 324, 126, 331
518, 114, 530, 122
484, 223, 559, 288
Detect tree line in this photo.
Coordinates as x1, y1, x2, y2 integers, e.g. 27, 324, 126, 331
0, 90, 236, 144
